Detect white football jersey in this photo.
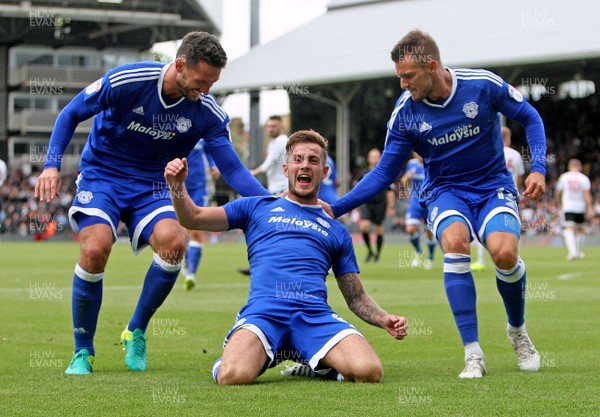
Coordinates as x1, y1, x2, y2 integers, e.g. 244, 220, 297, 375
556, 171, 591, 213
258, 134, 289, 193
503, 146, 525, 188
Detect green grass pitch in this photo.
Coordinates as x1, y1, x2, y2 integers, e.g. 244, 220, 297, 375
1, 239, 599, 416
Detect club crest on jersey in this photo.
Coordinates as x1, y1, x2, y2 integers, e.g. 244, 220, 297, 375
462, 102, 479, 119
76, 190, 93, 204
176, 117, 192, 133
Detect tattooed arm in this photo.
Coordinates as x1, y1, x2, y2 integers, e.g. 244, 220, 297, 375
335, 273, 408, 340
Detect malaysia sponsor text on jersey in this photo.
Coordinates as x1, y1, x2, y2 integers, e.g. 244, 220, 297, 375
427, 124, 481, 146
126, 121, 175, 140
268, 215, 330, 236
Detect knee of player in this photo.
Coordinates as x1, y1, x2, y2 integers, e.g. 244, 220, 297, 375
491, 246, 518, 269
345, 358, 383, 383
441, 234, 470, 254
355, 364, 383, 383
80, 240, 111, 266
216, 363, 256, 386
154, 232, 187, 261
168, 235, 187, 257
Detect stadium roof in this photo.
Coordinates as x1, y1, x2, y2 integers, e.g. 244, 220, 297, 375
0, 0, 220, 49
214, 0, 600, 93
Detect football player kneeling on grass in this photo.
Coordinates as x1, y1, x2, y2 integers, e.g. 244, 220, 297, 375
165, 130, 408, 384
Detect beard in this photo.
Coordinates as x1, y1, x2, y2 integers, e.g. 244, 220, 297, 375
288, 182, 318, 201
175, 78, 201, 102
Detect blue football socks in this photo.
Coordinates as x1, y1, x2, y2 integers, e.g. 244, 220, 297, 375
426, 235, 436, 261
409, 231, 422, 255
443, 254, 478, 344
128, 253, 182, 333
496, 257, 527, 328
186, 242, 203, 275
72, 264, 104, 356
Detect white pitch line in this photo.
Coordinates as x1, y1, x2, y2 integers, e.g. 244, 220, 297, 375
556, 272, 582, 280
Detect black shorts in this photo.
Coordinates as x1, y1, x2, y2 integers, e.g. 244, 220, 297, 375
360, 202, 386, 225
564, 212, 585, 225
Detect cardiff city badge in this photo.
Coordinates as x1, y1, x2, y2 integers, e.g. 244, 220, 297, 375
462, 102, 479, 119
176, 117, 192, 133
76, 190, 93, 204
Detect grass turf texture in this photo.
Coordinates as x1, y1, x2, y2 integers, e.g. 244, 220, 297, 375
0, 240, 599, 416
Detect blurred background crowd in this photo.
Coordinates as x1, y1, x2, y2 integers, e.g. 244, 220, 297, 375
3, 93, 600, 240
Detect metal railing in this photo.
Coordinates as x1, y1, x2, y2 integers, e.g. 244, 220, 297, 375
9, 110, 93, 134
9, 65, 105, 88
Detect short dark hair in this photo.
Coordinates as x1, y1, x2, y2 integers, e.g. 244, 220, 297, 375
268, 115, 283, 122
391, 29, 441, 66
176, 31, 227, 68
286, 130, 328, 161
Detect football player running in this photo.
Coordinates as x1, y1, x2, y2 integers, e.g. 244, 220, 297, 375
325, 29, 546, 378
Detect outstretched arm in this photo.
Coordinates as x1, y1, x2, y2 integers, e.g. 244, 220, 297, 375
331, 139, 412, 218
335, 272, 407, 340
35, 92, 98, 202
498, 86, 547, 200
204, 139, 270, 197
165, 158, 229, 231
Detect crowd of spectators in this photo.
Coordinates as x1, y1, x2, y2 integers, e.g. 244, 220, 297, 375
0, 167, 76, 239
2, 95, 600, 240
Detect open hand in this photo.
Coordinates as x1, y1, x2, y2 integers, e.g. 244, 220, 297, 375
34, 168, 61, 202
319, 200, 335, 218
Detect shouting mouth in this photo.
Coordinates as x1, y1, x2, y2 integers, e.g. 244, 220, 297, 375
297, 174, 312, 185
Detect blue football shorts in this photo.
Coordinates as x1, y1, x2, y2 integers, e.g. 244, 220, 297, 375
222, 297, 364, 375
427, 187, 521, 246
405, 198, 429, 226
68, 171, 177, 254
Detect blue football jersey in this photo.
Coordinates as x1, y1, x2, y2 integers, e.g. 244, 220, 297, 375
332, 67, 546, 216
186, 139, 212, 193
45, 61, 268, 197
403, 158, 426, 201
318, 156, 338, 204
73, 62, 231, 182
223, 196, 359, 303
